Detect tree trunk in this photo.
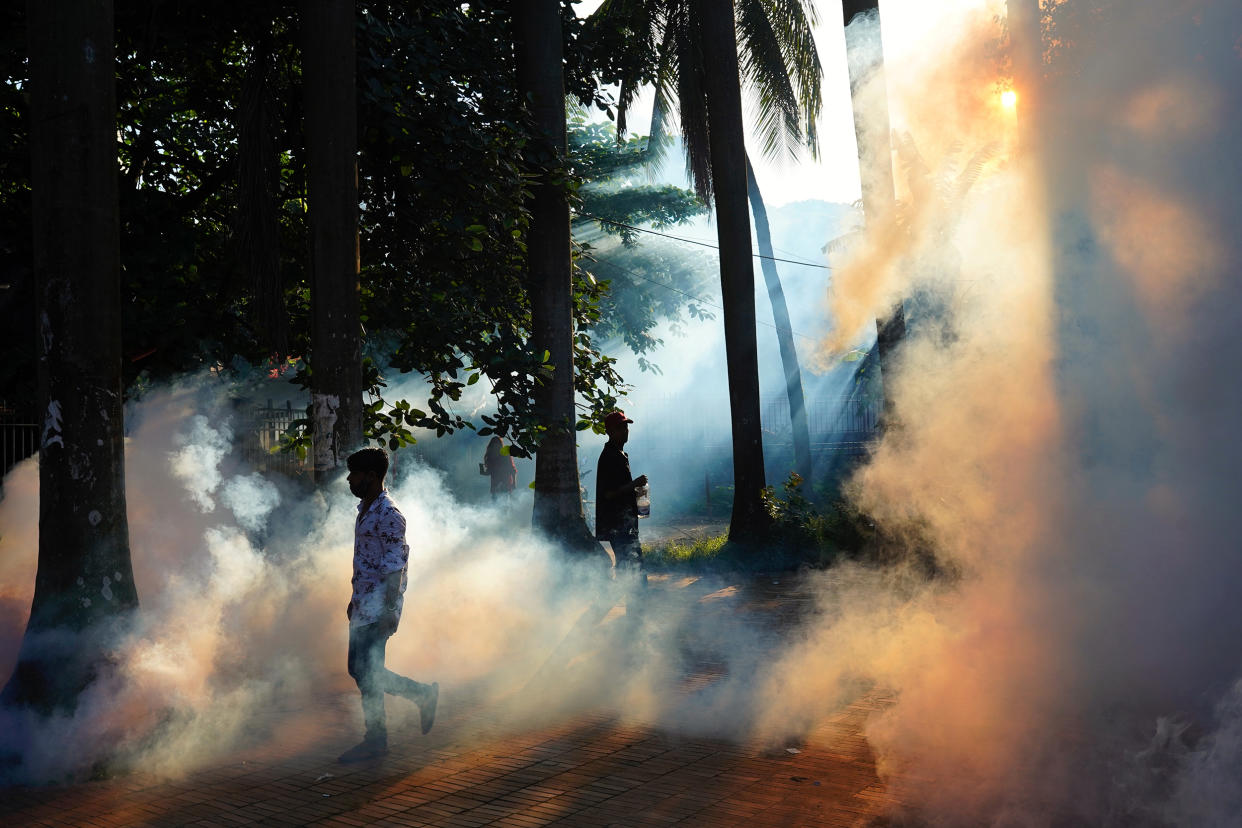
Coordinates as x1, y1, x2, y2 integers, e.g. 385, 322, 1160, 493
746, 154, 812, 488
697, 0, 768, 542
842, 0, 905, 428
1005, 0, 1042, 141
2, 0, 139, 712
513, 0, 600, 552
303, 0, 364, 481
235, 33, 286, 358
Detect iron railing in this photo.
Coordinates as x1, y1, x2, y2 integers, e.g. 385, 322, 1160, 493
243, 399, 310, 479
1, 421, 38, 478
643, 394, 879, 444
2, 399, 312, 484
0, 400, 38, 480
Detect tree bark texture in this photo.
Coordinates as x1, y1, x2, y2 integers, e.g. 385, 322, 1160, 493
235, 35, 286, 358
303, 0, 364, 481
3, 0, 139, 711
746, 155, 812, 488
513, 0, 600, 552
697, 0, 769, 542
842, 0, 906, 427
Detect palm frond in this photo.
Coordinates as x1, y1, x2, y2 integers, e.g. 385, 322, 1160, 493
822, 228, 864, 256
750, 0, 822, 157
736, 0, 802, 162
936, 139, 965, 204
955, 142, 999, 200
617, 78, 635, 136
894, 130, 930, 203
646, 85, 673, 176
585, 0, 664, 137
674, 4, 712, 203
587, 0, 823, 193
643, 23, 679, 176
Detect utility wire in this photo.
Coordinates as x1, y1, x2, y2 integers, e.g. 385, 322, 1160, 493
574, 213, 870, 359
584, 254, 823, 345
574, 212, 832, 271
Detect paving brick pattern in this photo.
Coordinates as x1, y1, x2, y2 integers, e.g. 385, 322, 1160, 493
1, 575, 900, 827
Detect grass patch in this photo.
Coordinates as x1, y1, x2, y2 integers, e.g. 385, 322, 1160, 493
644, 474, 876, 574
644, 475, 954, 577
646, 532, 730, 571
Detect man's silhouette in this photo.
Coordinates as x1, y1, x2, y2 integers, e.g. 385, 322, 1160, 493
339, 447, 438, 763
595, 411, 648, 578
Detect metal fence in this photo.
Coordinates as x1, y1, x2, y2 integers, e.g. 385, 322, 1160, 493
1, 421, 38, 479
761, 395, 879, 439
1, 399, 38, 480
2, 398, 311, 484
644, 394, 879, 445
242, 399, 310, 479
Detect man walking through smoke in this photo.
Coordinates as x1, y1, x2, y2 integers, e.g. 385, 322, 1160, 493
340, 447, 438, 763
595, 411, 648, 579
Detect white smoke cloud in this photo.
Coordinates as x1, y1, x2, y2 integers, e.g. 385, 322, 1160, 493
3, 4, 1240, 821
754, 0, 1242, 823
169, 414, 231, 513
219, 473, 281, 534
1, 375, 765, 783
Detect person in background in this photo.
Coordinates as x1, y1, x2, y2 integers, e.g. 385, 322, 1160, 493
481, 435, 517, 498
595, 411, 648, 579
339, 447, 438, 764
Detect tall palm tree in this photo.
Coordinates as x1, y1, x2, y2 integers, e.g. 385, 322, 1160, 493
513, 0, 600, 550
303, 0, 364, 481
697, 0, 767, 539
840, 0, 904, 428
3, 0, 139, 711
747, 154, 811, 486
587, 0, 823, 537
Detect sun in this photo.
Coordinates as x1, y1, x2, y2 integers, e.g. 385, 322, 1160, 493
1001, 89, 1018, 110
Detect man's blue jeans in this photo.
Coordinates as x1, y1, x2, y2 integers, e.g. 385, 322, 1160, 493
347, 621, 430, 740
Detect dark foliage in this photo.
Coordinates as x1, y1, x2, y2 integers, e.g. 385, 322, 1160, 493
0, 1, 656, 455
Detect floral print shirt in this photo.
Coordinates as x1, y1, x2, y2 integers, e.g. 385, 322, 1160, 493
350, 491, 410, 628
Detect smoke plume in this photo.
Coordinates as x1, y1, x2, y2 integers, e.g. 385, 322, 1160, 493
3, 4, 1241, 824
762, 0, 1242, 823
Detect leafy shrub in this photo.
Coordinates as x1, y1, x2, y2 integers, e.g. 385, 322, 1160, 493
757, 473, 876, 568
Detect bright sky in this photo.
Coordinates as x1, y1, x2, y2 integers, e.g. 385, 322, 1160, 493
574, 0, 992, 207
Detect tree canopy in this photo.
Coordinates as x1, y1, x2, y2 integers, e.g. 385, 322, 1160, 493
0, 1, 715, 457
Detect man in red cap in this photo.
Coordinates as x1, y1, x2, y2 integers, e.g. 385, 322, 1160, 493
595, 410, 648, 578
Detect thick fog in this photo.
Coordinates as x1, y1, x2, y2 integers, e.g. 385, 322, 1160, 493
752, 0, 1242, 824
3, 2, 1242, 825
0, 380, 768, 782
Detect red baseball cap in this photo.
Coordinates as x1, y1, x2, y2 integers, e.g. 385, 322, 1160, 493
603, 410, 633, 430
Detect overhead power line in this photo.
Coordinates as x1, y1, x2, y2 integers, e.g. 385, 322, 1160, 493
574, 212, 832, 271
584, 253, 822, 345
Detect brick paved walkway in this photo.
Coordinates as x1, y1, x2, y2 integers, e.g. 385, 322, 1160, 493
1, 575, 900, 827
